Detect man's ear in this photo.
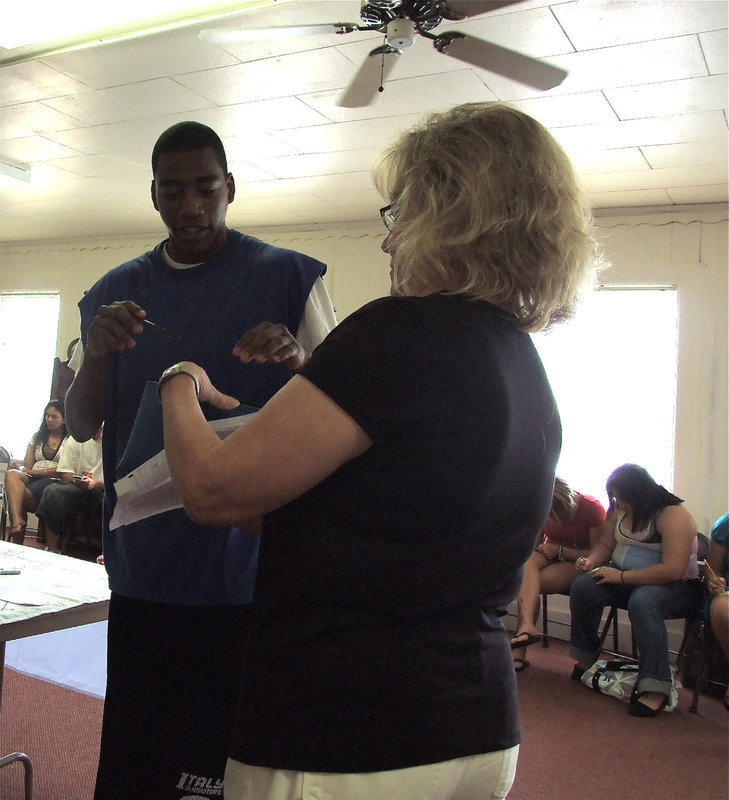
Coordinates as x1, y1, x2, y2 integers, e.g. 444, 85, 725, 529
151, 180, 159, 211
227, 173, 235, 205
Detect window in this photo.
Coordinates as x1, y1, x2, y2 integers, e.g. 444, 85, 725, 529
0, 293, 61, 459
532, 286, 679, 505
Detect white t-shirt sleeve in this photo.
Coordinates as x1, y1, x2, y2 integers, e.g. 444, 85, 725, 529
297, 277, 337, 355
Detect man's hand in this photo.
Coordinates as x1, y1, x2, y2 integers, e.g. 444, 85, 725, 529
86, 301, 146, 359
233, 322, 307, 371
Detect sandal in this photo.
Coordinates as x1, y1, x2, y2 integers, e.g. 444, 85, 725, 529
8, 522, 26, 536
510, 631, 541, 650
513, 657, 530, 672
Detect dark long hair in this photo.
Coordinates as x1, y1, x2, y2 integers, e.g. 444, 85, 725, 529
605, 463, 682, 532
33, 398, 67, 447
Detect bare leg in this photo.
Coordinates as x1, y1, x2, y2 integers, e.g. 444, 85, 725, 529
5, 469, 30, 543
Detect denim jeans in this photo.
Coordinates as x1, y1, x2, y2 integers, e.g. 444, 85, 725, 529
569, 566, 702, 695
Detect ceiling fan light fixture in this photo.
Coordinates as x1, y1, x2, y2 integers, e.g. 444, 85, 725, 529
387, 18, 415, 48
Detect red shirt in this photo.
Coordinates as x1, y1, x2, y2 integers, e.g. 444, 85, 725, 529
542, 493, 606, 549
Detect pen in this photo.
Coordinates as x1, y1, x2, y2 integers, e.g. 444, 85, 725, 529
142, 318, 180, 341
0, 569, 21, 575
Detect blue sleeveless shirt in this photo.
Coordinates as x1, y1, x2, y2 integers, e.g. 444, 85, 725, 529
79, 229, 325, 605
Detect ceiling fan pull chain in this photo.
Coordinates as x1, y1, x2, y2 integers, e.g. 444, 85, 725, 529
379, 36, 386, 93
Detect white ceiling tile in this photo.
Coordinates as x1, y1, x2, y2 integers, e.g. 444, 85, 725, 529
45, 151, 149, 178
1, 61, 91, 106
228, 160, 278, 183
45, 31, 239, 90
250, 148, 377, 180
239, 170, 375, 198
225, 130, 298, 159
178, 98, 331, 134
44, 118, 172, 154
605, 74, 728, 120
271, 114, 422, 154
299, 71, 498, 123
666, 183, 728, 204
586, 188, 674, 208
0, 134, 79, 162
42, 79, 215, 125
582, 164, 724, 192
0, 0, 726, 242
553, 0, 728, 50
700, 28, 729, 74
509, 91, 618, 126
175, 48, 358, 105
0, 101, 85, 139
641, 139, 729, 169
551, 111, 728, 152
569, 147, 649, 173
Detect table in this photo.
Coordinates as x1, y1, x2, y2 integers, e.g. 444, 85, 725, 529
0, 542, 110, 799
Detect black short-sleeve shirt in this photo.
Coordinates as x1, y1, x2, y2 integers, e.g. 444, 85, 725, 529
231, 292, 561, 772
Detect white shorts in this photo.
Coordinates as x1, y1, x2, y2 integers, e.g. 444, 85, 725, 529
224, 746, 519, 800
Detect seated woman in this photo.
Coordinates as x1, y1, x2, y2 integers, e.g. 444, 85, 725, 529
510, 477, 606, 670
154, 103, 599, 799
5, 398, 68, 544
704, 512, 729, 710
570, 463, 702, 717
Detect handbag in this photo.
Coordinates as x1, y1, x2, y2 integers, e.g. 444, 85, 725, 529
580, 659, 681, 711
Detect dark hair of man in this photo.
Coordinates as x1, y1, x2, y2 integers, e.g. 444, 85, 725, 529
605, 463, 683, 532
151, 121, 228, 175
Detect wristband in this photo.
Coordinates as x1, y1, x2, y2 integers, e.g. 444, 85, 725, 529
158, 364, 200, 399
620, 570, 625, 583
557, 544, 564, 562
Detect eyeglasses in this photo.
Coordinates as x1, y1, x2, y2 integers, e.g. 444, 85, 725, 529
379, 203, 397, 232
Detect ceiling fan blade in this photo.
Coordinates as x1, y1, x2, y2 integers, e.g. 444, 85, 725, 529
199, 23, 359, 44
442, 1, 526, 21
435, 34, 567, 90
337, 46, 401, 108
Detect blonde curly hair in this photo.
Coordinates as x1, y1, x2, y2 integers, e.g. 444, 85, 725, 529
374, 102, 601, 331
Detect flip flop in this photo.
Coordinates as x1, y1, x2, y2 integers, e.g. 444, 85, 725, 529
510, 632, 541, 650
513, 657, 530, 672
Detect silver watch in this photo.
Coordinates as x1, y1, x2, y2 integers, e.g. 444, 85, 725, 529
157, 363, 200, 399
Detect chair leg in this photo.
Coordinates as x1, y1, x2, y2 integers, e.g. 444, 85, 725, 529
541, 593, 549, 647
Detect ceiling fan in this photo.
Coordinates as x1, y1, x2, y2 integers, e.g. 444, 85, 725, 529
199, 0, 568, 107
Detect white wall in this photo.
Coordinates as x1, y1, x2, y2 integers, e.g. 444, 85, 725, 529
0, 203, 726, 532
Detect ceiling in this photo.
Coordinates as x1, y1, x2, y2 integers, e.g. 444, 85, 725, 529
0, 0, 727, 245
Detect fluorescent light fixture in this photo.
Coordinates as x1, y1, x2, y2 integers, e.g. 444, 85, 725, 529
0, 159, 31, 184
0, 0, 291, 66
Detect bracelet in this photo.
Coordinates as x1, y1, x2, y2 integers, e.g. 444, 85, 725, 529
157, 363, 200, 399
557, 544, 564, 562
620, 570, 625, 584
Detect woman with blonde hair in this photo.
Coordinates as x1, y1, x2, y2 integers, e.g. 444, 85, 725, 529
510, 477, 606, 670
147, 102, 599, 799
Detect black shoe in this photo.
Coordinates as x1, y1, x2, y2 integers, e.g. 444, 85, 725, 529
629, 694, 668, 717
571, 664, 586, 681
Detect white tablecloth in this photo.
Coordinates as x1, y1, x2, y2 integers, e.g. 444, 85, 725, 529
0, 542, 109, 698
